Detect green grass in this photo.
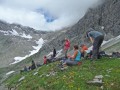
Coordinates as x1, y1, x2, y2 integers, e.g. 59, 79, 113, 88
4, 58, 120, 90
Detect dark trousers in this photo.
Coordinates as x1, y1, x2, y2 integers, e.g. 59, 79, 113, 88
64, 49, 68, 58
92, 35, 104, 60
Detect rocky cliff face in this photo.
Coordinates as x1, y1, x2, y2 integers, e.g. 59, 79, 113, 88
33, 0, 120, 62
0, 20, 47, 67
72, 0, 120, 38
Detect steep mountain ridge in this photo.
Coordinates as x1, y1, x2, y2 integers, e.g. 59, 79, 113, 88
0, 20, 47, 67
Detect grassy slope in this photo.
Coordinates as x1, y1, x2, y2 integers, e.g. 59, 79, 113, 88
0, 53, 44, 85
4, 58, 120, 90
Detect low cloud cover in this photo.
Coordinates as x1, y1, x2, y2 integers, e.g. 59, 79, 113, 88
0, 0, 100, 30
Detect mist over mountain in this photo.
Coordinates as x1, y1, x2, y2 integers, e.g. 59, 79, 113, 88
0, 0, 100, 30
0, 1, 120, 89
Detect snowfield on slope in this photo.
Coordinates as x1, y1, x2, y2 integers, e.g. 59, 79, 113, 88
10, 38, 44, 65
0, 29, 32, 39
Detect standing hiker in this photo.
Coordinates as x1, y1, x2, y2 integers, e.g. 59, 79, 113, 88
64, 38, 70, 58
43, 56, 47, 64
86, 28, 104, 60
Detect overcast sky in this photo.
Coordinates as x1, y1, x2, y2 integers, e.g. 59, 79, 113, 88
0, 0, 100, 31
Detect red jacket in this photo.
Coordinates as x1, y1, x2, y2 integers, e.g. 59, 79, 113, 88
82, 45, 88, 51
81, 45, 88, 53
64, 40, 70, 50
43, 57, 47, 64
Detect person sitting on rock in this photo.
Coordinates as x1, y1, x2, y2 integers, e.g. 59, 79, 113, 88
63, 45, 81, 66
20, 66, 28, 73
30, 60, 36, 70
80, 44, 88, 58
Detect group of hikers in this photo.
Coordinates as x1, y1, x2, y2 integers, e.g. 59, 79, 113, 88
59, 28, 104, 65
21, 28, 120, 72
20, 60, 36, 73
44, 28, 105, 66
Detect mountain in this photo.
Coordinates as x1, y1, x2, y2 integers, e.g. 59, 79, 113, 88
0, 20, 47, 68
0, 0, 120, 87
0, 0, 118, 67
0, 0, 119, 67
30, 0, 120, 62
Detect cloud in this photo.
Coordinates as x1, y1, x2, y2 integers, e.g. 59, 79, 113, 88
0, 0, 100, 31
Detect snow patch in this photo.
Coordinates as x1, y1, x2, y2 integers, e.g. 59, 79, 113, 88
9, 29, 19, 36
102, 35, 120, 46
0, 29, 32, 39
0, 30, 9, 35
10, 38, 44, 65
47, 52, 53, 57
47, 49, 63, 58
20, 33, 32, 39
56, 49, 63, 57
102, 41, 108, 46
87, 35, 120, 51
6, 71, 15, 75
